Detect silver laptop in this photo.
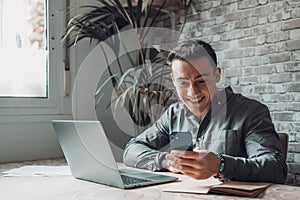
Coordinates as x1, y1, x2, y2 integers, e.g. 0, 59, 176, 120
52, 120, 178, 189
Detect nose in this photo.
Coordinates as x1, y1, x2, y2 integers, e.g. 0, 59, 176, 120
186, 82, 198, 96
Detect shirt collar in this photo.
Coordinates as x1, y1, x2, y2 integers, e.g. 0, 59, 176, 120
210, 86, 233, 116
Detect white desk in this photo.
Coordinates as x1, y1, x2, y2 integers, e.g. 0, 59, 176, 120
0, 158, 299, 200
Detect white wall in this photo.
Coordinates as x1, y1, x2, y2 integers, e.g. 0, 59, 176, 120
0, 117, 70, 163
0, 0, 72, 163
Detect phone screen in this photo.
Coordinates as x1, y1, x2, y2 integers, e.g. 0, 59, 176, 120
169, 132, 193, 151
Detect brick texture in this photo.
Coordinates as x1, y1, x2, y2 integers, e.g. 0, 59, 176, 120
182, 0, 300, 186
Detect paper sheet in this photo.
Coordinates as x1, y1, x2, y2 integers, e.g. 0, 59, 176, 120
163, 177, 222, 194
2, 165, 71, 177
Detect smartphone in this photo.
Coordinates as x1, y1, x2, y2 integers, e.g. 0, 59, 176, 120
169, 132, 193, 151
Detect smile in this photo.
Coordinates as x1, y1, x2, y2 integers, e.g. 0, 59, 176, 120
188, 97, 205, 104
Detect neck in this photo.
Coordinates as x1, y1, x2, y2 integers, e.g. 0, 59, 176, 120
197, 107, 210, 122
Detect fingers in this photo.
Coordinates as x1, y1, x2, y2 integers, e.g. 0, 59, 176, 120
166, 154, 204, 170
168, 166, 181, 174
170, 150, 209, 159
167, 160, 211, 180
171, 163, 195, 174
165, 150, 219, 180
169, 150, 196, 159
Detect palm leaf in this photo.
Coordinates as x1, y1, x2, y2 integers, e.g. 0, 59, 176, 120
142, 0, 154, 27
140, 0, 168, 42
126, 0, 135, 28
145, 59, 153, 76
133, 68, 144, 90
113, 86, 133, 110
136, 0, 143, 28
95, 73, 120, 96
118, 68, 136, 89
95, 82, 112, 108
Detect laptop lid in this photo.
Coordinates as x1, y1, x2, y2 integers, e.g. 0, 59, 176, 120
52, 120, 178, 189
52, 120, 124, 188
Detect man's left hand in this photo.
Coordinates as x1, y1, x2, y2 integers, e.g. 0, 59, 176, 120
165, 148, 221, 180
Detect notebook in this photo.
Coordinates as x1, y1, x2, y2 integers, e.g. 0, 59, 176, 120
52, 120, 178, 189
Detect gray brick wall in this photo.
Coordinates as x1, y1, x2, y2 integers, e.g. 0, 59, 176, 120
180, 0, 300, 185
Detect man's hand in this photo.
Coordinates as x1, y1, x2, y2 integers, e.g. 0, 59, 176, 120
161, 155, 181, 173
165, 148, 221, 180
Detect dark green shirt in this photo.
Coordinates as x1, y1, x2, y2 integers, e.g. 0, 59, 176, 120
123, 86, 287, 184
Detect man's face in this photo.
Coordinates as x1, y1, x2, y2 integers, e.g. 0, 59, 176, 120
171, 57, 221, 120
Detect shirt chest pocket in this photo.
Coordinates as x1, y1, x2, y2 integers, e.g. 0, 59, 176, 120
223, 130, 244, 156
201, 130, 244, 156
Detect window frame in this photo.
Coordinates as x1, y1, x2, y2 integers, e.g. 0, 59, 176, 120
0, 0, 69, 116
0, 0, 3, 47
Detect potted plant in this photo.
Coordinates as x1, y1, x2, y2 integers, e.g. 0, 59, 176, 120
62, 0, 193, 134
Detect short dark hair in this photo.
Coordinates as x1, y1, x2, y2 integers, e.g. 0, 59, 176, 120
167, 39, 217, 70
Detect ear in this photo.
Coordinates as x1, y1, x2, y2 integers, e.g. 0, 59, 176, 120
214, 67, 221, 83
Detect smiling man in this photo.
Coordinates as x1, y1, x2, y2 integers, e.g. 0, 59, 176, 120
123, 39, 287, 183
171, 56, 220, 120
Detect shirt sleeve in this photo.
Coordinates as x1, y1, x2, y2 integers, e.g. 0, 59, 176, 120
222, 104, 288, 184
123, 108, 171, 171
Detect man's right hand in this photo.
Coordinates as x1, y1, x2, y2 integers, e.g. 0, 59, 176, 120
165, 149, 221, 180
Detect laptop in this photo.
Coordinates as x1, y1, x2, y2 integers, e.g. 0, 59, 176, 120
52, 120, 178, 189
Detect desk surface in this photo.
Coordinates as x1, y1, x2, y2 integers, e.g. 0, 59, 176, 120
0, 158, 299, 200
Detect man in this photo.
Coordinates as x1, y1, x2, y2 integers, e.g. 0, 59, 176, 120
123, 39, 287, 183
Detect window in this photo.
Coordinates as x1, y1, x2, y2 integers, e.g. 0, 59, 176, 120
0, 0, 47, 97
0, 0, 68, 117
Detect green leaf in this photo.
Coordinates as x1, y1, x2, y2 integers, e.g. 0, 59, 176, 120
118, 68, 136, 89
152, 45, 161, 52
136, 0, 143, 28
95, 83, 111, 108
114, 86, 133, 111
133, 68, 144, 90
145, 59, 152, 76
95, 73, 120, 96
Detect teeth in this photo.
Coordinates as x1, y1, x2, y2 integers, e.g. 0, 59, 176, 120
190, 97, 203, 103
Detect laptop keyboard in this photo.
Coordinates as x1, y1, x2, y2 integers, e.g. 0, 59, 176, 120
121, 174, 152, 185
